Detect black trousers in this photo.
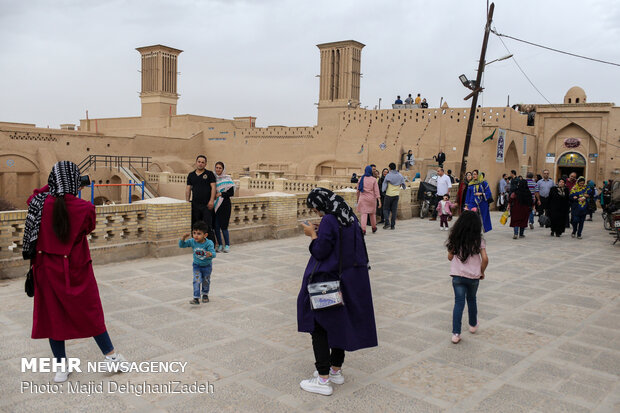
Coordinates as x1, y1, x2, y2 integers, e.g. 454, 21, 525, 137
383, 195, 399, 228
312, 322, 345, 376
191, 203, 216, 244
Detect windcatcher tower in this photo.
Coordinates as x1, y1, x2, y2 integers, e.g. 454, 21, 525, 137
136, 45, 183, 117
316, 40, 364, 125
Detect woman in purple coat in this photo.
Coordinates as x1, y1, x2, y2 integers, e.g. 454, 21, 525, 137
298, 188, 378, 396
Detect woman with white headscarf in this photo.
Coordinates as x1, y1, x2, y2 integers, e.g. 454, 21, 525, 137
213, 161, 235, 252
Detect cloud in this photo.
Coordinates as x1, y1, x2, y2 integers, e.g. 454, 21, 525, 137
0, 0, 619, 128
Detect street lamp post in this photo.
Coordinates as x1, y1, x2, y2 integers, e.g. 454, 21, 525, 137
457, 2, 495, 208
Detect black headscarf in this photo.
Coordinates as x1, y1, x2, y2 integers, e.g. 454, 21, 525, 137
516, 178, 532, 207
22, 161, 81, 259
306, 187, 355, 227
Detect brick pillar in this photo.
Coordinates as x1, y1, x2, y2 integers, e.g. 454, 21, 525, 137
266, 194, 298, 238
146, 202, 191, 257
273, 178, 286, 192
239, 176, 251, 191
410, 182, 420, 217
317, 179, 332, 190
159, 172, 170, 183
397, 187, 412, 219
334, 189, 360, 219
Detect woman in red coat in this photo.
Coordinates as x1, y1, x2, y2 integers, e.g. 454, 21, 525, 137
23, 161, 126, 383
508, 179, 532, 239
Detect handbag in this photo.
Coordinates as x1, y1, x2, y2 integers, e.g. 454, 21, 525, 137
25, 267, 34, 297
500, 210, 509, 225
307, 228, 344, 310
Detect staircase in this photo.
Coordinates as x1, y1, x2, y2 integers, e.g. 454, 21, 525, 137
78, 155, 159, 199
119, 166, 155, 199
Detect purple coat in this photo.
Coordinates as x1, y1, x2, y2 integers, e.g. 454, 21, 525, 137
297, 214, 378, 351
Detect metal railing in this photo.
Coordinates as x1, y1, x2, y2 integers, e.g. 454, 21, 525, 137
127, 164, 159, 198
78, 155, 152, 174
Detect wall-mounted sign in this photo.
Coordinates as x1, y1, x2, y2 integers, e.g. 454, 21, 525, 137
522, 135, 527, 155
564, 138, 581, 149
496, 129, 506, 163
545, 156, 555, 163
588, 153, 598, 158
557, 152, 586, 167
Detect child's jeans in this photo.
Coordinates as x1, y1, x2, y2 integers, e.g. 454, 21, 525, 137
193, 263, 212, 298
440, 214, 449, 227
452, 276, 479, 334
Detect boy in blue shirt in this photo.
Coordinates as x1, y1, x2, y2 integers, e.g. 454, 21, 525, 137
179, 221, 216, 305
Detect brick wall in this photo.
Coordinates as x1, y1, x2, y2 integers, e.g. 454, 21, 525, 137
0, 184, 455, 279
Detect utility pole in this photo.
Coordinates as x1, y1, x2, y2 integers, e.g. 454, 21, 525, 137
457, 2, 495, 204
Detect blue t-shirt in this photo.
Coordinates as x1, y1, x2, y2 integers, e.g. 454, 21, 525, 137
179, 238, 216, 266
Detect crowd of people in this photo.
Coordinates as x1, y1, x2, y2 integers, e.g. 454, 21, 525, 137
496, 169, 600, 239
22, 158, 610, 397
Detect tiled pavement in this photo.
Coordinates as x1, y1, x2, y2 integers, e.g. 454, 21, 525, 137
1, 212, 619, 412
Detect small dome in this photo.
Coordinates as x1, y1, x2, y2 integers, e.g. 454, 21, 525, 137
564, 86, 586, 104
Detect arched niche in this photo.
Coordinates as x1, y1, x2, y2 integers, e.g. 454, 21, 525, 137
545, 123, 598, 156
504, 141, 519, 173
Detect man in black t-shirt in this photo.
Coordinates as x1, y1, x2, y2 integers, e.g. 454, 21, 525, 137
186, 155, 217, 236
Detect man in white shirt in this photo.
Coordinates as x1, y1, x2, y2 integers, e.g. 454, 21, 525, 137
431, 168, 453, 220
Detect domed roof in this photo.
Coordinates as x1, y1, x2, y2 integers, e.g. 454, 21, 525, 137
564, 86, 586, 104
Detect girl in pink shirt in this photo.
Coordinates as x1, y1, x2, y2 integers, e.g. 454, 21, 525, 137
445, 211, 489, 344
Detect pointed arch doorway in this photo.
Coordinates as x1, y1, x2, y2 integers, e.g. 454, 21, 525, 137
557, 152, 586, 178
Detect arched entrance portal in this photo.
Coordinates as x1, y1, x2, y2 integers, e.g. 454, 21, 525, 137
557, 152, 586, 178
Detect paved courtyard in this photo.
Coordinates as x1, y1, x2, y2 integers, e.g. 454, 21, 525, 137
1, 211, 619, 412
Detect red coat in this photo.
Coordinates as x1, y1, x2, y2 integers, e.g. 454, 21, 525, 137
28, 186, 106, 340
509, 192, 531, 228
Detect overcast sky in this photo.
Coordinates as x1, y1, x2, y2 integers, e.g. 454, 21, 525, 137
1, 0, 619, 129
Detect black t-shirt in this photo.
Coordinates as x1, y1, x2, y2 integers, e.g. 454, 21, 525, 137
187, 170, 216, 204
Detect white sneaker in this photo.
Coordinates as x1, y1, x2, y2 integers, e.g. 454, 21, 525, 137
104, 353, 129, 373
300, 376, 333, 395
313, 369, 344, 385
54, 370, 71, 383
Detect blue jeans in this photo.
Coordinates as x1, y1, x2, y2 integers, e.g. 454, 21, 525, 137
193, 263, 212, 298
571, 214, 585, 236
513, 226, 525, 236
529, 210, 535, 224
214, 216, 230, 246
452, 276, 479, 334
49, 331, 114, 363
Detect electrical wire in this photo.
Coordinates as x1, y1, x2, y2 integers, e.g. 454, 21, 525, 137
493, 25, 620, 151
491, 29, 620, 68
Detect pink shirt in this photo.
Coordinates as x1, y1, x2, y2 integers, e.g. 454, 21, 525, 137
450, 239, 486, 279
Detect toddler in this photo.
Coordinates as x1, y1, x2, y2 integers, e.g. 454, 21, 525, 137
179, 221, 216, 305
436, 194, 455, 231
445, 211, 488, 343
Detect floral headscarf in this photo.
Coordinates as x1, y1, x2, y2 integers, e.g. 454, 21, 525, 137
306, 188, 355, 227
